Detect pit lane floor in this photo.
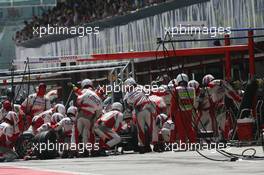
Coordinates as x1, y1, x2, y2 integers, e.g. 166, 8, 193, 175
1, 146, 264, 175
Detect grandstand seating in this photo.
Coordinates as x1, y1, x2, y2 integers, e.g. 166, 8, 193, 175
15, 0, 168, 43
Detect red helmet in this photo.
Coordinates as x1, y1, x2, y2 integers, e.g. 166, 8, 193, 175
96, 87, 106, 100
37, 83, 47, 97
38, 83, 46, 88
3, 100, 12, 111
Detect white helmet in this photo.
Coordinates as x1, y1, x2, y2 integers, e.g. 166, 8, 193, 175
81, 79, 93, 89
161, 120, 174, 142
151, 81, 158, 86
163, 120, 175, 130
51, 113, 64, 124
175, 73, 189, 84
161, 128, 171, 142
54, 104, 66, 116
168, 79, 177, 88
5, 111, 19, 125
111, 102, 123, 112
67, 106, 78, 117
188, 80, 200, 89
124, 77, 136, 86
202, 74, 214, 86
156, 113, 168, 129
42, 112, 52, 123
158, 113, 168, 121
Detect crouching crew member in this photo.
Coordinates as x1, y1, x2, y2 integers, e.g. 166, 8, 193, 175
94, 102, 124, 155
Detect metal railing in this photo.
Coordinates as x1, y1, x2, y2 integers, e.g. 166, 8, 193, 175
108, 60, 135, 103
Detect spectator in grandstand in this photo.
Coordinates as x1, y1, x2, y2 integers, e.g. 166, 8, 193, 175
15, 0, 169, 43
